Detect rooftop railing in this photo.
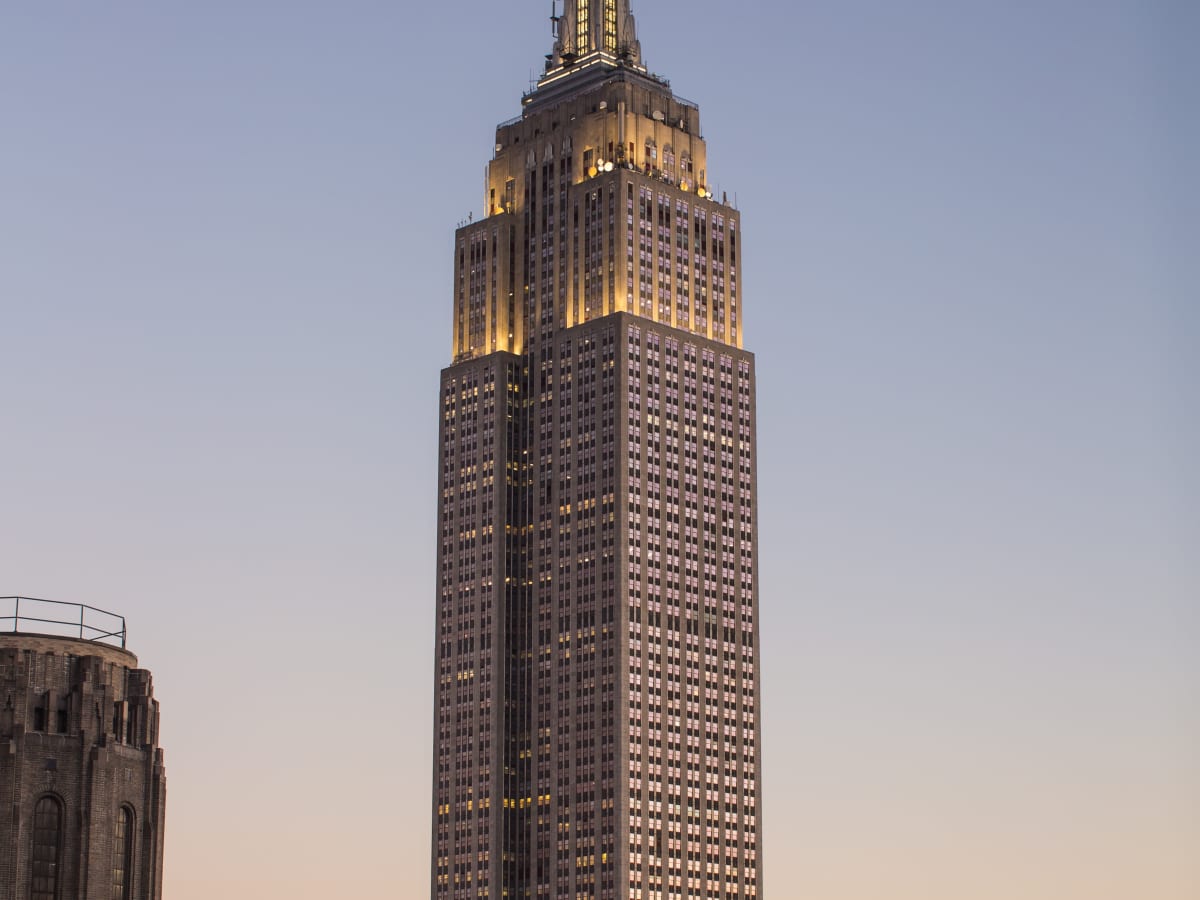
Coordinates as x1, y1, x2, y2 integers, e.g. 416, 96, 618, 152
0, 596, 127, 649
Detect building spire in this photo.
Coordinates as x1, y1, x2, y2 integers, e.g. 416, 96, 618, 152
550, 0, 643, 70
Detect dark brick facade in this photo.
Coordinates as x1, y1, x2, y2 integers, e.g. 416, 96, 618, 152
0, 634, 166, 900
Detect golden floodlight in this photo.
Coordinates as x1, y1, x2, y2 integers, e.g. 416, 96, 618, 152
588, 165, 598, 177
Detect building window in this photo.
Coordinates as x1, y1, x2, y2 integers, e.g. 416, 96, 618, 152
31, 795, 62, 900
111, 806, 134, 900
576, 0, 590, 54
604, 0, 617, 52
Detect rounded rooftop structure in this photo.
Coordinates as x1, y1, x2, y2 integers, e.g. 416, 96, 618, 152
1, 596, 166, 899
1, 596, 136, 668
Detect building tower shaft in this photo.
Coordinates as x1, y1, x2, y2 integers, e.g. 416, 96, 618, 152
434, 6, 761, 899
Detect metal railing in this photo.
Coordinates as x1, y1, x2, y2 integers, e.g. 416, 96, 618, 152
0, 597, 127, 648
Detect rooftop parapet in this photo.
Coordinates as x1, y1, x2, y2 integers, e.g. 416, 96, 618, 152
0, 596, 127, 648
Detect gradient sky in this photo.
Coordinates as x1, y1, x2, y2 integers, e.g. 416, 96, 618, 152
1, 2, 1196, 898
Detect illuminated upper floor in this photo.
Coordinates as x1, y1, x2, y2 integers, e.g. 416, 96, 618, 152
547, 0, 644, 73
448, 0, 743, 363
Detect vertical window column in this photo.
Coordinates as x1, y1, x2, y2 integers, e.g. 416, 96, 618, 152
577, 0, 590, 54
31, 796, 62, 900
112, 807, 134, 900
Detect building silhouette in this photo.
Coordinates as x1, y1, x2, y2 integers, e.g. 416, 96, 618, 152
1, 597, 166, 900
433, 3, 761, 898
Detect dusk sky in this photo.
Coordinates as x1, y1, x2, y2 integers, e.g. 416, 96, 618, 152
2, 1, 1196, 898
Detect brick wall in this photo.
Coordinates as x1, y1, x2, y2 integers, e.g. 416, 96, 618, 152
0, 634, 166, 900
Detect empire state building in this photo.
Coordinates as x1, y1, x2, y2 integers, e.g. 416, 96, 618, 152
433, 3, 762, 898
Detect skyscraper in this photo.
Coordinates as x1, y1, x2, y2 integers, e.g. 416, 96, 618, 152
433, 4, 761, 899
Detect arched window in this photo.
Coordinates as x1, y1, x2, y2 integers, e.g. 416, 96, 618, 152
30, 795, 62, 900
111, 807, 134, 900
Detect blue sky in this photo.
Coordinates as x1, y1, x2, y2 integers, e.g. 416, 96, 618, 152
1, 2, 1196, 897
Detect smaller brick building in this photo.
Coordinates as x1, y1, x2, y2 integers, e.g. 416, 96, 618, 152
1, 598, 166, 900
